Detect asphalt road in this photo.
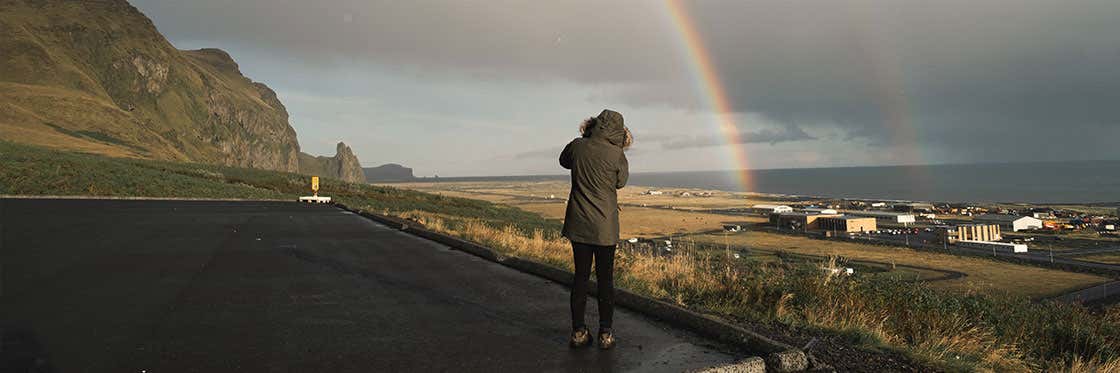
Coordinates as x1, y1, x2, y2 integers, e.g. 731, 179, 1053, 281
0, 199, 742, 372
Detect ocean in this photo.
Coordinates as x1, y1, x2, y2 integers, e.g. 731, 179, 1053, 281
425, 161, 1120, 204
626, 161, 1120, 204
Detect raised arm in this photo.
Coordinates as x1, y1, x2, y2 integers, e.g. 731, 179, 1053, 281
559, 140, 575, 170
615, 151, 629, 189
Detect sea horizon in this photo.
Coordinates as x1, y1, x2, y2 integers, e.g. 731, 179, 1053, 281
402, 159, 1120, 205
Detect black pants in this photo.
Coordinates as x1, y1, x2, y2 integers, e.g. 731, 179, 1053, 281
570, 242, 615, 331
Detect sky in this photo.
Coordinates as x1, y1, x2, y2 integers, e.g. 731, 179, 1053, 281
129, 0, 1120, 177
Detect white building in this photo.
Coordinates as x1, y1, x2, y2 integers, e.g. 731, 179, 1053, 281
957, 240, 1028, 253
1032, 212, 1054, 219
751, 204, 793, 214
801, 207, 839, 215
973, 214, 1043, 232
845, 211, 916, 225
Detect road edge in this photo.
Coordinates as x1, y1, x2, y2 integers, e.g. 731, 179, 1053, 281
336, 203, 818, 372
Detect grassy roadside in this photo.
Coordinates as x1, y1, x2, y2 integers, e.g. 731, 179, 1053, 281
3, 140, 1118, 371
0, 140, 556, 233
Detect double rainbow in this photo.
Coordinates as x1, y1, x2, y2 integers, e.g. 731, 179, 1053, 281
664, 0, 753, 191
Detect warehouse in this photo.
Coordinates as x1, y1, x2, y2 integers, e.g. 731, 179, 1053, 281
893, 202, 935, 213
940, 224, 1002, 243
771, 212, 841, 231
957, 240, 1028, 253
752, 204, 793, 215
801, 207, 839, 215
818, 216, 877, 233
845, 211, 916, 225
973, 214, 1043, 232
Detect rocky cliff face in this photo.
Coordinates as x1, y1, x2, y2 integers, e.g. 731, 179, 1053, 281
0, 0, 313, 173
298, 142, 365, 183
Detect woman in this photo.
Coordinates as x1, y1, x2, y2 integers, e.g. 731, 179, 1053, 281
559, 109, 632, 350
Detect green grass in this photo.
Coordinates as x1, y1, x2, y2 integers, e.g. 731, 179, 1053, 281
0, 140, 558, 233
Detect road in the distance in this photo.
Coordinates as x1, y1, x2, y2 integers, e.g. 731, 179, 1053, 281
0, 199, 743, 372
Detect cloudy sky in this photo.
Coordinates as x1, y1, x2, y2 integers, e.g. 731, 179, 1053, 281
130, 0, 1120, 177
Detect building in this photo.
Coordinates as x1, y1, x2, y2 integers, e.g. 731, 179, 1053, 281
801, 207, 839, 215
818, 216, 877, 233
973, 214, 1043, 232
941, 224, 1002, 243
845, 211, 917, 225
957, 240, 1028, 253
752, 204, 793, 215
771, 212, 841, 230
893, 202, 935, 213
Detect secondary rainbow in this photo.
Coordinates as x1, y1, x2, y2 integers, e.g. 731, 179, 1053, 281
664, 0, 753, 191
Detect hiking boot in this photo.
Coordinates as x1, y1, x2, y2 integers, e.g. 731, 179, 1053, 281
569, 327, 591, 348
598, 330, 615, 350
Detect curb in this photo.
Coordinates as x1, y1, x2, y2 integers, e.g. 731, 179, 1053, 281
338, 204, 814, 372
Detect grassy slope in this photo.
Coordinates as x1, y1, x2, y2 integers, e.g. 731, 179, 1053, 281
3, 141, 1119, 371
0, 140, 556, 232
0, 0, 300, 171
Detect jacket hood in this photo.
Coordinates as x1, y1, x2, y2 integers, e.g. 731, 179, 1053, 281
588, 109, 627, 147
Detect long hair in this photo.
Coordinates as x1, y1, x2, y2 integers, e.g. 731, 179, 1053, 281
580, 117, 633, 150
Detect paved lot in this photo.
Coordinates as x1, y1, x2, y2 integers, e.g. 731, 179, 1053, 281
0, 199, 741, 372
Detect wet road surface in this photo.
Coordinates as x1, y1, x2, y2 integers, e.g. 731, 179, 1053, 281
0, 199, 742, 372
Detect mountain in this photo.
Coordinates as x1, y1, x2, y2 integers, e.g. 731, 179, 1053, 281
0, 0, 362, 180
299, 142, 365, 183
365, 164, 416, 182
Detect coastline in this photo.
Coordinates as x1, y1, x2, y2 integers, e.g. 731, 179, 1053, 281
377, 160, 1120, 205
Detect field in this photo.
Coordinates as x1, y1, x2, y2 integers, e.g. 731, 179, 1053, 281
689, 231, 1108, 299
1082, 253, 1120, 265
514, 201, 763, 238
507, 199, 1109, 298
5, 142, 1120, 371
391, 180, 803, 211
395, 181, 1112, 299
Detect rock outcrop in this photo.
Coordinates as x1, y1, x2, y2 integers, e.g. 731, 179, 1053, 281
364, 164, 416, 182
298, 142, 365, 183
0, 0, 342, 174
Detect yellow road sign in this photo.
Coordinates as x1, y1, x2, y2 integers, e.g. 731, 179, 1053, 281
311, 176, 320, 193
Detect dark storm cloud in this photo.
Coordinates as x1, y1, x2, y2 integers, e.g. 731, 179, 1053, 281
661, 126, 815, 150
131, 0, 1120, 162
130, 0, 685, 83
679, 0, 1120, 159
512, 147, 562, 160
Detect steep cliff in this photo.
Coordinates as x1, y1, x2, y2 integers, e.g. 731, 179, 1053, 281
298, 142, 365, 183
0, 0, 307, 172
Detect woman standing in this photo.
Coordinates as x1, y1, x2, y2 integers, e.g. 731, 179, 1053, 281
559, 109, 631, 350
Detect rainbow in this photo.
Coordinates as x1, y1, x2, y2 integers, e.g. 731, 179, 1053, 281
664, 0, 753, 191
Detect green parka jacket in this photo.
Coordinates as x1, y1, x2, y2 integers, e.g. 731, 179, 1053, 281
560, 109, 630, 246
